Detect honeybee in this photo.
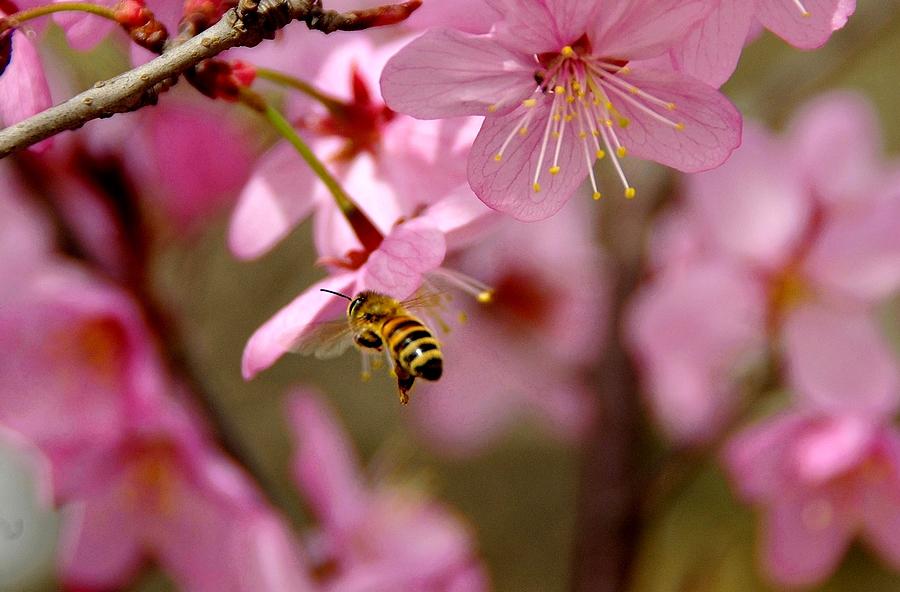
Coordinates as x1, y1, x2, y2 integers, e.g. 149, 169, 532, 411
299, 289, 444, 405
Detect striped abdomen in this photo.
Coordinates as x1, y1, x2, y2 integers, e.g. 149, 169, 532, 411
381, 315, 443, 381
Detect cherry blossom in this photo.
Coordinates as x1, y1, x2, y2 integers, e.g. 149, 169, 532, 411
726, 411, 900, 587
673, 0, 857, 87
288, 391, 488, 591
627, 93, 900, 443
380, 0, 742, 220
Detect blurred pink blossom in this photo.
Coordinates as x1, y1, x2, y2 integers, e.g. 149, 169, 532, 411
672, 0, 857, 87
380, 0, 742, 220
57, 390, 305, 591
289, 391, 488, 591
725, 411, 900, 587
229, 36, 482, 260
0, 8, 52, 149
628, 92, 900, 443
413, 198, 607, 454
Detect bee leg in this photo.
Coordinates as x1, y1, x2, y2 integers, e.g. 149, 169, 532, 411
395, 368, 415, 405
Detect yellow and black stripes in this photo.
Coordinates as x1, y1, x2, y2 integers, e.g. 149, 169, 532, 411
381, 315, 443, 381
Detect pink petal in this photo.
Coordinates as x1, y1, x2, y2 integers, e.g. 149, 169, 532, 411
788, 92, 881, 206
405, 0, 502, 33
234, 512, 316, 592
783, 304, 900, 416
416, 189, 496, 251
611, 67, 741, 173
287, 392, 367, 533
380, 29, 535, 119
756, 0, 856, 49
627, 260, 767, 443
685, 123, 811, 269
761, 492, 854, 587
467, 99, 586, 221
54, 3, 117, 51
0, 31, 52, 131
724, 413, 809, 502
670, 0, 755, 87
229, 143, 317, 260
803, 195, 900, 303
486, 0, 569, 54
860, 431, 900, 569
241, 274, 355, 379
790, 415, 875, 484
360, 224, 446, 299
59, 495, 143, 588
593, 0, 711, 60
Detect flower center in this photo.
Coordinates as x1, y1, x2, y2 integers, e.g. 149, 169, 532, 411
492, 270, 553, 325
493, 34, 686, 200
302, 64, 394, 163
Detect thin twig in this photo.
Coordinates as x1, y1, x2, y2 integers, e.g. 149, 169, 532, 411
0, 0, 421, 157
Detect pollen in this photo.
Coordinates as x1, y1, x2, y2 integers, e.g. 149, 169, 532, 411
625, 187, 636, 199
596, 149, 606, 159
617, 146, 628, 158
592, 192, 602, 200
554, 85, 565, 94
549, 166, 561, 175
494, 153, 502, 161
477, 290, 494, 304
523, 98, 537, 108
488, 104, 498, 113
561, 46, 575, 57
519, 127, 528, 136
533, 182, 542, 193
666, 102, 677, 111
675, 122, 685, 131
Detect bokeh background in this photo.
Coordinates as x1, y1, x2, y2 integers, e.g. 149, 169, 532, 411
2, 1, 900, 591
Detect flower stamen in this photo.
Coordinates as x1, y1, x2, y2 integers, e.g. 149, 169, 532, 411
792, 0, 811, 17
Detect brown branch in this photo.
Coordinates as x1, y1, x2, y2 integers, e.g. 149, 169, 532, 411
0, 0, 421, 157
571, 173, 674, 592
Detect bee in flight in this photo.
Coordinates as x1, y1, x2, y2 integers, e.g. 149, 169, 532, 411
299, 289, 444, 405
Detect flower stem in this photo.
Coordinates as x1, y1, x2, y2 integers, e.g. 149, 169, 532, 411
253, 67, 346, 116
0, 2, 118, 31
237, 88, 384, 252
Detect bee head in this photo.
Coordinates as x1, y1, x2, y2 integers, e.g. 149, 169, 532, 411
347, 294, 367, 319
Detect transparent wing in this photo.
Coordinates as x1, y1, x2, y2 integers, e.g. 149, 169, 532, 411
290, 320, 355, 360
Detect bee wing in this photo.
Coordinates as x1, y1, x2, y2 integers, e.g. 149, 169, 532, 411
290, 320, 355, 360
401, 289, 450, 313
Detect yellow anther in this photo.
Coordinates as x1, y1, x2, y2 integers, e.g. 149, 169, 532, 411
802, 10, 810, 17
533, 182, 542, 193
572, 81, 581, 90
361, 371, 372, 382
552, 131, 560, 139
618, 117, 630, 128
561, 46, 575, 57
617, 146, 628, 158
523, 98, 537, 108
625, 187, 637, 199
565, 114, 574, 121
494, 153, 502, 162
605, 101, 614, 110
549, 166, 561, 175
488, 104, 498, 113
579, 131, 587, 139
596, 149, 606, 160
675, 122, 685, 131
519, 127, 528, 136
554, 85, 565, 94
566, 96, 576, 103
605, 119, 613, 127
477, 290, 494, 304
458, 311, 468, 324
554, 114, 561, 122
592, 130, 600, 137
628, 86, 639, 95
619, 66, 631, 74
666, 102, 677, 111
592, 191, 602, 200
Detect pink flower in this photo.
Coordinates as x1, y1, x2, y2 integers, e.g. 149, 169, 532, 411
58, 392, 295, 591
627, 92, 900, 443
0, 263, 168, 480
0, 8, 52, 148
725, 411, 900, 587
673, 0, 857, 87
288, 391, 488, 591
241, 190, 493, 380
380, 0, 742, 220
412, 198, 607, 454
229, 36, 482, 261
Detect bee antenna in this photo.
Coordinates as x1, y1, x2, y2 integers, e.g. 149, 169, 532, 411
320, 288, 353, 301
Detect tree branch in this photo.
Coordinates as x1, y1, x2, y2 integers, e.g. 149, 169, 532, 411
0, 0, 421, 157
